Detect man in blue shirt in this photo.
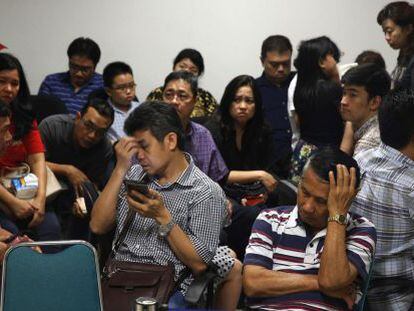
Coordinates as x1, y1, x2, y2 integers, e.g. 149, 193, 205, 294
38, 37, 103, 114
256, 35, 295, 178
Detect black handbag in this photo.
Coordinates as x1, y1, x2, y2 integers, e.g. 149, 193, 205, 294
101, 209, 176, 311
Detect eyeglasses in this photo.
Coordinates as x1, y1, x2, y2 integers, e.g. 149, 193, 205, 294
233, 96, 255, 105
80, 119, 107, 137
163, 90, 192, 102
69, 62, 94, 74
112, 82, 136, 92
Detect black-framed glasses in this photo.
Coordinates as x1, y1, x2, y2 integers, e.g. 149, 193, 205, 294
112, 82, 136, 92
69, 62, 94, 74
80, 119, 107, 137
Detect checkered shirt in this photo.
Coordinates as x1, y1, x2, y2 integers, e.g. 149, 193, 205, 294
353, 115, 380, 157
352, 143, 414, 310
114, 153, 227, 290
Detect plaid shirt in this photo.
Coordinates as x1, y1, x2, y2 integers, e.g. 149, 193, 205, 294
114, 153, 227, 290
353, 115, 380, 157
352, 143, 414, 310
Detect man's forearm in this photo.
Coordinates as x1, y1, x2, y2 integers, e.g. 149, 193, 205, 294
318, 222, 356, 290
166, 224, 208, 275
46, 161, 71, 178
28, 153, 46, 200
243, 265, 319, 297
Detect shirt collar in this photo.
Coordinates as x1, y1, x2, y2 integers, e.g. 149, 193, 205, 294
143, 152, 195, 188
108, 98, 139, 114
354, 115, 378, 141
61, 71, 98, 90
257, 71, 294, 88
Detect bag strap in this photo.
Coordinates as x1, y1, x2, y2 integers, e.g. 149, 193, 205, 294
107, 174, 151, 262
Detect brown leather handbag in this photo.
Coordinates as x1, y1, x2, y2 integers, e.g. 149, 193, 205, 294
101, 210, 176, 311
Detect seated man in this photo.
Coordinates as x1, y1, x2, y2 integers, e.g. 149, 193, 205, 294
340, 63, 391, 157
39, 98, 114, 239
243, 148, 376, 310
38, 37, 103, 114
161, 71, 228, 183
351, 90, 414, 310
90, 102, 232, 309
103, 61, 140, 142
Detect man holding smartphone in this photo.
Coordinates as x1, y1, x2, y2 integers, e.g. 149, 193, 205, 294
91, 101, 240, 309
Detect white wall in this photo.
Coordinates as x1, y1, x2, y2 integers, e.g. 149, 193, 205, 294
0, 0, 396, 101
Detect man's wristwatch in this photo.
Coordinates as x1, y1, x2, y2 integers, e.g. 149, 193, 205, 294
158, 219, 175, 238
328, 214, 347, 225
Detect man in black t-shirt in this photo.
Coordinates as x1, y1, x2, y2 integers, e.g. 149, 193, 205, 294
39, 98, 114, 239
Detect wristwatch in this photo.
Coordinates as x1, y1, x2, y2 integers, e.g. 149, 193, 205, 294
328, 214, 347, 225
158, 219, 175, 238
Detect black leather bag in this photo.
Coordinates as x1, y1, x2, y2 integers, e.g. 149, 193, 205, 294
101, 210, 176, 311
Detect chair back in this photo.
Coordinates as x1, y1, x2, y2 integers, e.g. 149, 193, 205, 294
1, 240, 103, 311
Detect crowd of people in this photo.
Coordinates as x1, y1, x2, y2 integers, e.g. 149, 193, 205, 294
0, 1, 413, 310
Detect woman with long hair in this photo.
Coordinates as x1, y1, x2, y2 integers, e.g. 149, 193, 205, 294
377, 1, 414, 90
290, 36, 344, 185
0, 53, 59, 242
205, 75, 291, 260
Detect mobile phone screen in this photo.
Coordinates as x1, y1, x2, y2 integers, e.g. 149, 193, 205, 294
124, 180, 149, 195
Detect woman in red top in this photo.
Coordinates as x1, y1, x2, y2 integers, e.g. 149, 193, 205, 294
0, 53, 58, 239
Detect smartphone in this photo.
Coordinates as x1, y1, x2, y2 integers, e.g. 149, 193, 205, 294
124, 179, 149, 195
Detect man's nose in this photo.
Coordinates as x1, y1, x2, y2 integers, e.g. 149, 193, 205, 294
302, 198, 316, 214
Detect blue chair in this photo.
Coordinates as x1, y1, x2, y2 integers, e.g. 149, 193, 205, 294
1, 240, 103, 311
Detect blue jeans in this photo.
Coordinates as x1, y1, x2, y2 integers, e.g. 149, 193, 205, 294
0, 211, 61, 253
168, 291, 188, 309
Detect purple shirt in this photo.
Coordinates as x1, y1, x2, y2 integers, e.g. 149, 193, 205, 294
185, 121, 229, 182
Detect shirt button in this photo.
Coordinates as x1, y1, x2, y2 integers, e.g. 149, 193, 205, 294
287, 130, 291, 134
282, 102, 286, 105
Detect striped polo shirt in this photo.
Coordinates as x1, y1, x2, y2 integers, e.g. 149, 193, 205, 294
38, 71, 103, 114
244, 205, 376, 310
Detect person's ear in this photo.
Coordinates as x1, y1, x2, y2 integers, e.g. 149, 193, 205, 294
369, 95, 381, 112
165, 132, 178, 151
104, 87, 112, 97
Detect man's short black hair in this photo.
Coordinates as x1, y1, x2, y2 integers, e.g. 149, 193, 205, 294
0, 99, 11, 118
124, 101, 185, 150
355, 50, 386, 69
81, 97, 114, 126
261, 35, 292, 59
173, 49, 204, 76
163, 71, 198, 97
379, 89, 414, 150
305, 147, 361, 189
67, 37, 101, 66
341, 64, 391, 99
103, 61, 133, 88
